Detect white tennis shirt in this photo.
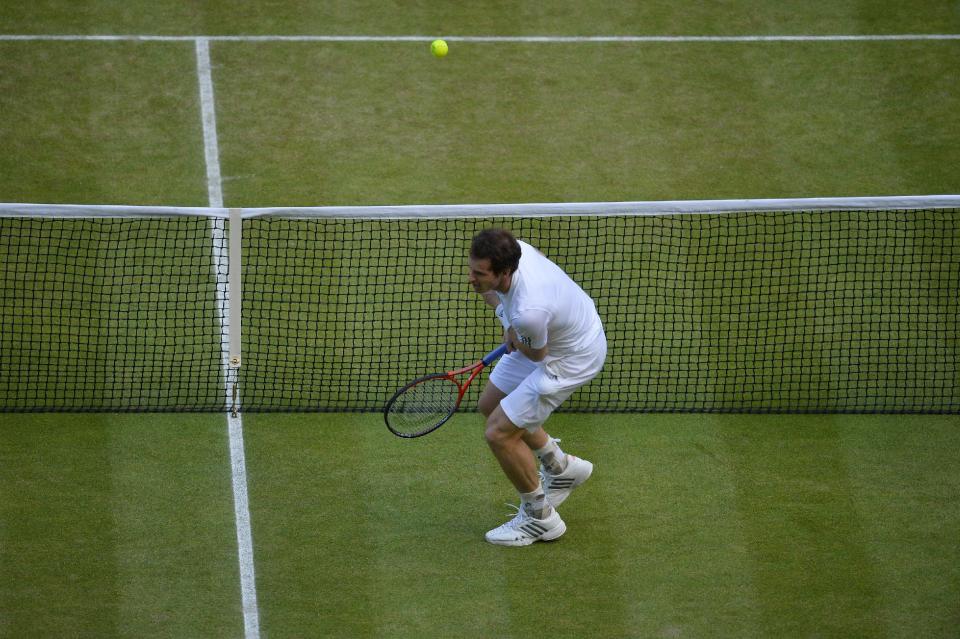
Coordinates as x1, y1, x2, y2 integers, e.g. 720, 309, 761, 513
496, 240, 604, 360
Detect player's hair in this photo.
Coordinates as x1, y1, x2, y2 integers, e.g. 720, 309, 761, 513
470, 228, 522, 275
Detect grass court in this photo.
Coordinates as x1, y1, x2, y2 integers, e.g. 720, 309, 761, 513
2, 3, 959, 637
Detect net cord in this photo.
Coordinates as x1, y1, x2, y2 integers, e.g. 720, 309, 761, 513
1, 195, 958, 220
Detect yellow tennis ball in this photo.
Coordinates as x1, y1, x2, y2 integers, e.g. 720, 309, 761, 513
430, 39, 449, 58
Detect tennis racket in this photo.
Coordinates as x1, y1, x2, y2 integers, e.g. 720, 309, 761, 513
384, 343, 508, 438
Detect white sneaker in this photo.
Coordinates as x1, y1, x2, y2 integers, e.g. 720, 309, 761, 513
484, 505, 566, 547
542, 455, 593, 508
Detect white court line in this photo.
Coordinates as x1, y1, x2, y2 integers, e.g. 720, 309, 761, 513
196, 37, 261, 639
196, 38, 224, 211
0, 33, 958, 42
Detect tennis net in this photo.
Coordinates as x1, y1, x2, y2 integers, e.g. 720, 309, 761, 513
1, 197, 958, 413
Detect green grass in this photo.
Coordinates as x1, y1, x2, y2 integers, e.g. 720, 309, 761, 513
0, 41, 207, 206
243, 412, 960, 638
0, 414, 242, 638
212, 40, 960, 205
1, 3, 959, 637
3, 1, 960, 36
3, 412, 958, 637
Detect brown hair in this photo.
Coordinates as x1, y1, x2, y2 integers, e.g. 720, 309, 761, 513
470, 228, 521, 275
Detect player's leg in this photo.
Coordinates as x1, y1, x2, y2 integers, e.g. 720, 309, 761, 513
531, 334, 606, 506
477, 380, 507, 418
478, 350, 538, 489
520, 425, 548, 450
483, 375, 589, 506
483, 406, 566, 546
519, 423, 593, 507
483, 369, 569, 482
484, 406, 541, 495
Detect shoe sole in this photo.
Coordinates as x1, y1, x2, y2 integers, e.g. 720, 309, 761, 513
546, 459, 593, 508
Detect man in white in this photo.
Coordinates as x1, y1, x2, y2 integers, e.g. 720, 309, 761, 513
468, 228, 607, 546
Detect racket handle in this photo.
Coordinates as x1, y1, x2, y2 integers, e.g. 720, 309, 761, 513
482, 343, 509, 366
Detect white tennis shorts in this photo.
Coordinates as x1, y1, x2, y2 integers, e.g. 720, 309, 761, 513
490, 331, 607, 431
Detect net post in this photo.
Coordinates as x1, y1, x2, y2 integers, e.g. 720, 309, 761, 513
229, 208, 242, 415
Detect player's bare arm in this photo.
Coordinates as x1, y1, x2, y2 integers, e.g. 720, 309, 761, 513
505, 327, 549, 361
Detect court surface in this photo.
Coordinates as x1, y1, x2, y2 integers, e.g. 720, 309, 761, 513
2, 3, 959, 637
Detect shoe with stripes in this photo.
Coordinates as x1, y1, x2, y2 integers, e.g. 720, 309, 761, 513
542, 455, 593, 508
484, 505, 566, 547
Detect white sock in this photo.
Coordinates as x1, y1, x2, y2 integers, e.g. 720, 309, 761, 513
520, 485, 552, 519
534, 438, 568, 475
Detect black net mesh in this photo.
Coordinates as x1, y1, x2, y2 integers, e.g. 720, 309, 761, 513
2, 208, 957, 413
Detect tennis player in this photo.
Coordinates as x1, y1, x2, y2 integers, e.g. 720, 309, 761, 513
468, 228, 606, 546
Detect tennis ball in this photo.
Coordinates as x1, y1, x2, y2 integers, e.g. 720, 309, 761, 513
430, 39, 449, 58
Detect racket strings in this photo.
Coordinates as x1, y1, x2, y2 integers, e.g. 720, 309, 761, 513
388, 377, 460, 435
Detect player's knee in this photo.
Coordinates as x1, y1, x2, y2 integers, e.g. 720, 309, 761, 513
483, 419, 500, 447
484, 411, 515, 448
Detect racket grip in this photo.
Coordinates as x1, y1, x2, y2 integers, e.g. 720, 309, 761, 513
482, 343, 509, 366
